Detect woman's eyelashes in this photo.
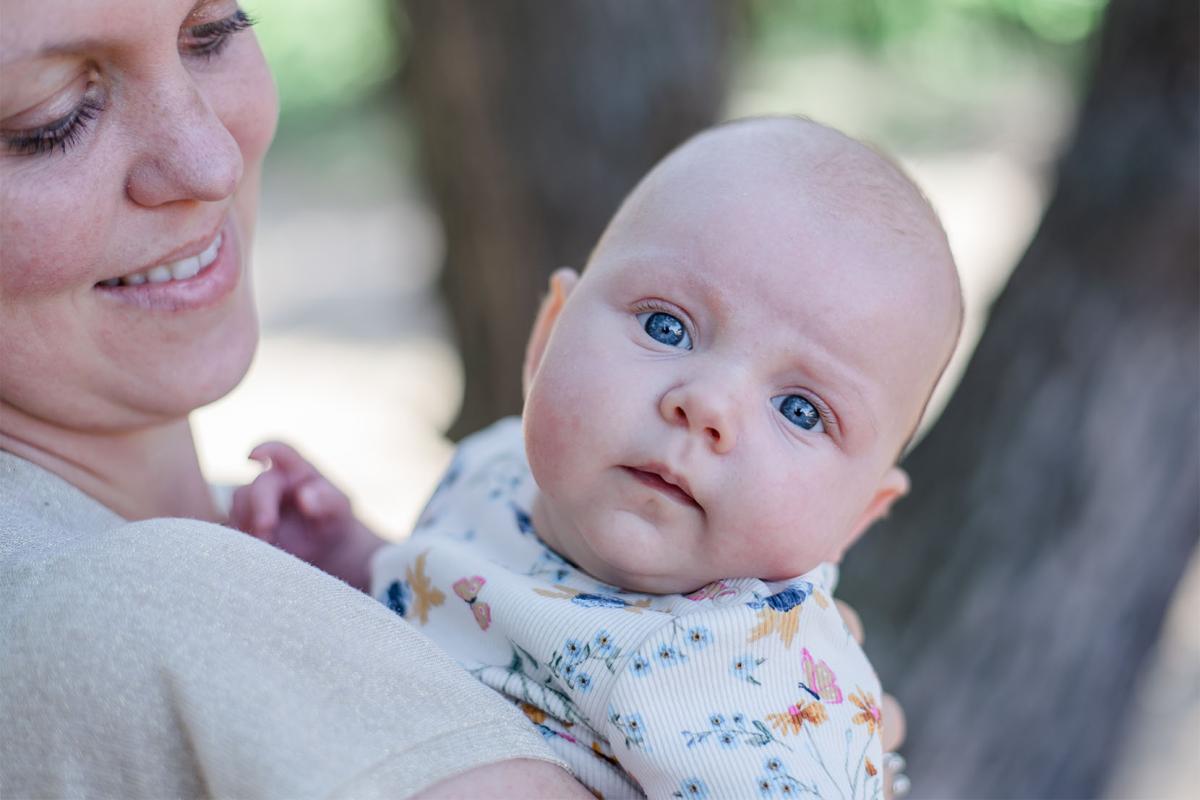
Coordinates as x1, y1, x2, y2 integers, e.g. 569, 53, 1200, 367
184, 9, 256, 60
2, 10, 255, 157
637, 310, 693, 350
772, 394, 827, 434
3, 93, 103, 156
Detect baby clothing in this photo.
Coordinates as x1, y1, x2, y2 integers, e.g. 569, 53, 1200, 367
372, 418, 885, 799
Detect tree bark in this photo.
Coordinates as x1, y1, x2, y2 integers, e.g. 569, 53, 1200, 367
399, 0, 737, 439
839, 0, 1199, 797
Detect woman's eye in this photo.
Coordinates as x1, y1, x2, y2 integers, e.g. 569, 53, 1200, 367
184, 9, 255, 58
3, 76, 105, 157
637, 311, 692, 350
773, 394, 825, 433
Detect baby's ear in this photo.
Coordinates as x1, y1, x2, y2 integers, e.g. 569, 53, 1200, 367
523, 268, 580, 397
831, 466, 910, 562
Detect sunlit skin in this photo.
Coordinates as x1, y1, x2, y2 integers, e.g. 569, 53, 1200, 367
523, 118, 962, 594
0, 0, 277, 521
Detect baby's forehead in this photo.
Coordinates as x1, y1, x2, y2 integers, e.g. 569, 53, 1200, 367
657, 119, 938, 238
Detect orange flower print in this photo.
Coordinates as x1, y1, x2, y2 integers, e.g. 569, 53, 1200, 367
849, 689, 882, 735
865, 757, 877, 777
748, 607, 803, 648
766, 699, 827, 735
407, 550, 445, 625
520, 702, 547, 725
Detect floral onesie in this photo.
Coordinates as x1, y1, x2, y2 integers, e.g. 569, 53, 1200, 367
372, 418, 884, 800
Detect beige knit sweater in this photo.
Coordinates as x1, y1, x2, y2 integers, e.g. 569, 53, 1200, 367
0, 450, 561, 799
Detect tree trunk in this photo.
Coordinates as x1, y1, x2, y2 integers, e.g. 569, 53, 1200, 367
399, 0, 737, 439
839, 0, 1199, 797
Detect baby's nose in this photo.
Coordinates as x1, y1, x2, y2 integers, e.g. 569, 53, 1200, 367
660, 382, 738, 454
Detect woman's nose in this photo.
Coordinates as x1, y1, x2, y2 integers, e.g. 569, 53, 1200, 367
659, 380, 739, 454
124, 77, 243, 207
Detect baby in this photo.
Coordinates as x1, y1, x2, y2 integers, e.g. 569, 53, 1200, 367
235, 116, 962, 799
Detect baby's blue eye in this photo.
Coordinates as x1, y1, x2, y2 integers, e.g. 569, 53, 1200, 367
773, 394, 825, 433
637, 311, 692, 350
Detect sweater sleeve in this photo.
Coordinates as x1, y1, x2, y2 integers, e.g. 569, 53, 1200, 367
1, 518, 563, 800
602, 589, 885, 800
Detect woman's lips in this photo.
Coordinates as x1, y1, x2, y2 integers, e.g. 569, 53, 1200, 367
93, 216, 240, 312
623, 465, 701, 509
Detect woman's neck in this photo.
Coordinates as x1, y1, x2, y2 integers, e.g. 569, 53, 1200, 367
0, 402, 221, 523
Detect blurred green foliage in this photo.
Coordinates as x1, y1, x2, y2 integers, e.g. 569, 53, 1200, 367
243, 0, 402, 120
749, 0, 1109, 47
244, 0, 1107, 127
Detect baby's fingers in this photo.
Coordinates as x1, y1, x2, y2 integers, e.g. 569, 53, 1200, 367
248, 441, 320, 483
834, 599, 865, 645
235, 467, 290, 539
294, 476, 353, 521
881, 693, 906, 751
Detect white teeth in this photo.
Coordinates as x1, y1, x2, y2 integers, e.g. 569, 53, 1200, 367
170, 256, 200, 280
199, 233, 222, 267
108, 231, 223, 287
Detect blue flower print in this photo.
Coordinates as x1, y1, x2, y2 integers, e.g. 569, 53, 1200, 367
682, 712, 782, 750
572, 592, 633, 609
592, 629, 615, 656
562, 639, 585, 663
731, 654, 767, 686
657, 643, 686, 667
609, 707, 648, 750
673, 778, 709, 799
629, 654, 652, 677
574, 671, 593, 693
776, 778, 800, 797
686, 626, 712, 650
757, 756, 803, 797
512, 503, 535, 535
764, 581, 813, 612
384, 581, 410, 617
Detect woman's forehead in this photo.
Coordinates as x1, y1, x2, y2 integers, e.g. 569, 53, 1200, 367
1, 0, 228, 62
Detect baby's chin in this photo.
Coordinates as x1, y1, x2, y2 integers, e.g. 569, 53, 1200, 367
583, 560, 719, 596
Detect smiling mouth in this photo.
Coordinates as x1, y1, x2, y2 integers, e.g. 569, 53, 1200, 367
623, 466, 701, 509
95, 231, 223, 288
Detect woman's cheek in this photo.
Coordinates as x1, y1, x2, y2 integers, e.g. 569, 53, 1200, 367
0, 170, 113, 297
224, 41, 278, 168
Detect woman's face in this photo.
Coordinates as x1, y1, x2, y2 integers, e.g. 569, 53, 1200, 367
0, 0, 277, 432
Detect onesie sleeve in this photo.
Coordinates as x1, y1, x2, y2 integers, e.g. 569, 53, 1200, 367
603, 584, 884, 800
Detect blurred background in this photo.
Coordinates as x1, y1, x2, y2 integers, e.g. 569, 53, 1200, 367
192, 1, 1198, 797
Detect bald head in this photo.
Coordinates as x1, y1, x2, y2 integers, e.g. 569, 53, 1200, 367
590, 116, 963, 457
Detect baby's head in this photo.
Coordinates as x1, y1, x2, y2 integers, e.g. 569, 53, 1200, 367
522, 116, 962, 594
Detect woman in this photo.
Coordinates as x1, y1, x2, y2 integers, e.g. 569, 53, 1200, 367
0, 1, 904, 797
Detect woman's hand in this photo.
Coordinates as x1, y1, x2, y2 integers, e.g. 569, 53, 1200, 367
231, 442, 385, 592
835, 600, 910, 799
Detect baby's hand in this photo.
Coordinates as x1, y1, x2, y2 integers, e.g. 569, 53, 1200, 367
231, 442, 384, 592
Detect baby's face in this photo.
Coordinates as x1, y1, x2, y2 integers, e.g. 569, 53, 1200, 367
524, 122, 958, 594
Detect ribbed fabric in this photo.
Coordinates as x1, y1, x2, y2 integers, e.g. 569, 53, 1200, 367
0, 450, 564, 799
372, 418, 885, 800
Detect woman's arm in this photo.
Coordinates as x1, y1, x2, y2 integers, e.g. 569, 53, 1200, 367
413, 759, 594, 799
